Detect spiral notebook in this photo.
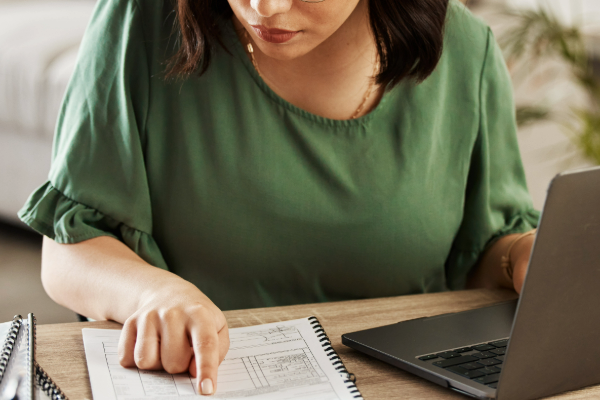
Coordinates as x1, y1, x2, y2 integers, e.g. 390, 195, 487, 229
0, 314, 67, 400
83, 316, 363, 399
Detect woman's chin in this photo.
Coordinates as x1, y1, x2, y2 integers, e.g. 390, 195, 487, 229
253, 37, 316, 61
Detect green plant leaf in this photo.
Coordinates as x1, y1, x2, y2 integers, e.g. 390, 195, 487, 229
516, 106, 551, 126
576, 109, 600, 164
500, 5, 600, 165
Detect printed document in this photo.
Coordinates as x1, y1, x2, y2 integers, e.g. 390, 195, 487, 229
83, 317, 361, 399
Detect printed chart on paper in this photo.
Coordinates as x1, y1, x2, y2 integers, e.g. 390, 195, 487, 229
83, 318, 360, 400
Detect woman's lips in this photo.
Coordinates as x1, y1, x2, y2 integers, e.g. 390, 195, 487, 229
250, 25, 300, 44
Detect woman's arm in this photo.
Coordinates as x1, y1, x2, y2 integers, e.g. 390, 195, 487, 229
467, 232, 535, 294
41, 236, 228, 395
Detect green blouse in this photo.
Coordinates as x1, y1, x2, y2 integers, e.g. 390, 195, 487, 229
19, 0, 539, 310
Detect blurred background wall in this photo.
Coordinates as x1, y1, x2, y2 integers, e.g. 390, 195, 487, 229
0, 0, 599, 324
506, 0, 600, 27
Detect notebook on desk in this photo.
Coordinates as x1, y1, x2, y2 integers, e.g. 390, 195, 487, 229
83, 316, 362, 400
0, 314, 67, 400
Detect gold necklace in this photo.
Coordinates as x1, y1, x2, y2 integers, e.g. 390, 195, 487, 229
243, 31, 379, 120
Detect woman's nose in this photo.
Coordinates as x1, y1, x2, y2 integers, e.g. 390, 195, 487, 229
250, 0, 293, 18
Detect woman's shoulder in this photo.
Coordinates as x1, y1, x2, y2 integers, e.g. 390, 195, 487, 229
442, 1, 496, 71
82, 0, 184, 77
98, 0, 170, 18
87, 0, 174, 42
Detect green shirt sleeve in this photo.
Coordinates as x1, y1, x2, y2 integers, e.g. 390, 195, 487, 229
445, 28, 540, 290
18, 0, 168, 270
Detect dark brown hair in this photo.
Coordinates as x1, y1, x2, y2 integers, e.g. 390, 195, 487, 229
167, 0, 449, 87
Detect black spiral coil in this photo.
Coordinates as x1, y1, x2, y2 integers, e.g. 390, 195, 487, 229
35, 362, 68, 400
0, 315, 23, 386
30, 315, 68, 400
308, 316, 363, 399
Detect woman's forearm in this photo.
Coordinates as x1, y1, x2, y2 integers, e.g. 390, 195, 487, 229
42, 235, 229, 395
467, 231, 535, 292
41, 235, 191, 322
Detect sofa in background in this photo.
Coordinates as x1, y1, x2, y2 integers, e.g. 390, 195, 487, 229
0, 0, 96, 224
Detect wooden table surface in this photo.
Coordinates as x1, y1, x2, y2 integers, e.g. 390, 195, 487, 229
37, 289, 600, 399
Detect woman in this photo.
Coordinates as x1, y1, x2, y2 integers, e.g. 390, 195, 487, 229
19, 0, 539, 395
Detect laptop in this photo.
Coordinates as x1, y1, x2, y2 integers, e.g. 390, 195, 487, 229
342, 166, 600, 400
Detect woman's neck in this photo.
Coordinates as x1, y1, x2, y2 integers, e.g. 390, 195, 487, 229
233, 1, 383, 120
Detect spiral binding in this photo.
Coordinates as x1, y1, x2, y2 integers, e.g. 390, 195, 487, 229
0, 315, 68, 400
308, 316, 363, 399
0, 315, 23, 386
28, 314, 34, 400
30, 315, 69, 400
35, 362, 68, 400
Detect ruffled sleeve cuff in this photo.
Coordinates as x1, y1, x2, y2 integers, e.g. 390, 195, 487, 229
18, 182, 168, 270
445, 209, 541, 290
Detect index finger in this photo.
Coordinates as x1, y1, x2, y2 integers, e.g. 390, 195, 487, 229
189, 320, 220, 395
188, 325, 230, 378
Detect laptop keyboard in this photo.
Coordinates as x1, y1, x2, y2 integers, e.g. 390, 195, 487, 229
416, 338, 509, 389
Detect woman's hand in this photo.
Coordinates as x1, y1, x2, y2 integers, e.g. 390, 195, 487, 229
467, 230, 536, 294
118, 280, 229, 396
508, 233, 536, 294
41, 236, 230, 395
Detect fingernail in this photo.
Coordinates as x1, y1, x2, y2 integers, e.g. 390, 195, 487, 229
201, 378, 213, 395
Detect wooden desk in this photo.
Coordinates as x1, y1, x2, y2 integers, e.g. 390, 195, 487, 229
36, 289, 599, 399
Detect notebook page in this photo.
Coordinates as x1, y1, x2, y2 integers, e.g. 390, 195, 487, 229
83, 317, 361, 400
0, 322, 14, 399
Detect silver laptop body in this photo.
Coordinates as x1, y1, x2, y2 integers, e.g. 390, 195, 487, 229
342, 166, 600, 400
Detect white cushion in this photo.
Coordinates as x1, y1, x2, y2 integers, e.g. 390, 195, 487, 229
0, 0, 96, 140
0, 129, 52, 223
